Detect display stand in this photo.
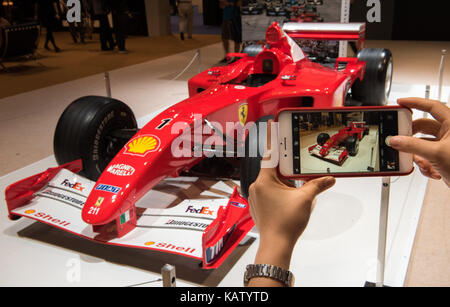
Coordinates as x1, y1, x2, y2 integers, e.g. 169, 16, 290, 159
162, 264, 177, 287
338, 0, 351, 57
104, 71, 112, 98
364, 177, 391, 287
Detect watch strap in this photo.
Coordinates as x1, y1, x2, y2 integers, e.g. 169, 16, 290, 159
244, 264, 294, 287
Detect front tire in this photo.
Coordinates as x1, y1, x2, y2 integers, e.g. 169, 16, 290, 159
54, 96, 137, 181
240, 116, 273, 199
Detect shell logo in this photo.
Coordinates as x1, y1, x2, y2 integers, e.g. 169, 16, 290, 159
25, 210, 35, 214
144, 241, 155, 246
124, 135, 160, 157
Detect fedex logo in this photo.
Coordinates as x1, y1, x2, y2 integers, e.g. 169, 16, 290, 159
185, 205, 214, 215
61, 179, 85, 192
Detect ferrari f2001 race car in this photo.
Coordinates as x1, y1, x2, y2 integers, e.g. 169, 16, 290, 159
5, 22, 393, 269
308, 122, 370, 165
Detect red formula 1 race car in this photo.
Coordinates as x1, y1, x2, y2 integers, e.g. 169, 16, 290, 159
5, 22, 393, 269
308, 122, 370, 165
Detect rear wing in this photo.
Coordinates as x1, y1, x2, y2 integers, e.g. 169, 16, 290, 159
282, 22, 366, 51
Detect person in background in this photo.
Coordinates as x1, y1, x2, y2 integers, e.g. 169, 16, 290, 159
0, 8, 10, 28
0, 8, 10, 54
219, 0, 242, 62
36, 0, 61, 52
177, 0, 193, 41
91, 0, 115, 51
60, 0, 86, 44
109, 0, 129, 53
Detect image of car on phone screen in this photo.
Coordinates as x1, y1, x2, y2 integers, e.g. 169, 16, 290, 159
297, 111, 398, 174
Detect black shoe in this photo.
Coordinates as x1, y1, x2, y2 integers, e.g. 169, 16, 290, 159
54, 47, 61, 53
180, 32, 184, 41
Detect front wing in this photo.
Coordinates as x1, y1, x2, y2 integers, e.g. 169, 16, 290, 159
5, 163, 254, 269
308, 144, 348, 166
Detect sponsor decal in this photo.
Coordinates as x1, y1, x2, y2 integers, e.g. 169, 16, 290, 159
185, 205, 214, 216
24, 210, 71, 227
120, 211, 131, 225
37, 189, 85, 208
95, 184, 121, 194
143, 241, 196, 254
107, 164, 135, 176
123, 134, 160, 157
238, 103, 248, 126
61, 179, 85, 192
230, 201, 246, 209
94, 197, 104, 207
165, 219, 209, 230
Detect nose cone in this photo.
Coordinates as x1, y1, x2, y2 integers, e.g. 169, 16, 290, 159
81, 184, 123, 225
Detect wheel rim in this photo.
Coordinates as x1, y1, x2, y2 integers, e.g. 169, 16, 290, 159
385, 59, 393, 97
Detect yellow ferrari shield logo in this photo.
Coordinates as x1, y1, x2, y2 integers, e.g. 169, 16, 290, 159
238, 103, 248, 126
94, 197, 104, 207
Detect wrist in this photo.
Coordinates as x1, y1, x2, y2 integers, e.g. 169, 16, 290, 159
255, 235, 296, 270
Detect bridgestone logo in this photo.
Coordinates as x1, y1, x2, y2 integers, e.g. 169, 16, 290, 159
165, 219, 209, 229
39, 189, 85, 207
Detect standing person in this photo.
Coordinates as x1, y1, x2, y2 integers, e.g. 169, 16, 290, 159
60, 0, 86, 44
92, 0, 115, 51
219, 0, 242, 62
36, 0, 61, 52
177, 0, 193, 41
109, 0, 129, 53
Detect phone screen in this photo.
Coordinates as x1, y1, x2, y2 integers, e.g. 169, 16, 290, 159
291, 110, 400, 175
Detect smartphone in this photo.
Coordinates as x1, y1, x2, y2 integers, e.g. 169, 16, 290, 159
277, 106, 413, 179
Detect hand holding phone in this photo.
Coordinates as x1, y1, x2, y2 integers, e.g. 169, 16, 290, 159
277, 106, 414, 179
388, 98, 450, 187
247, 120, 335, 286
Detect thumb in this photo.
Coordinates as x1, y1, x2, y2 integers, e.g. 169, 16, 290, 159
301, 176, 336, 200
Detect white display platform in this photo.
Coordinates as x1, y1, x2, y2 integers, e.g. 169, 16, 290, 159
1, 41, 448, 286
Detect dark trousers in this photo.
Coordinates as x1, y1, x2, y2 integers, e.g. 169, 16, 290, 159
112, 13, 127, 51
98, 14, 114, 50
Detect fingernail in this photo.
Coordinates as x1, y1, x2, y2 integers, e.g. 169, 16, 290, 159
387, 136, 402, 147
324, 176, 336, 186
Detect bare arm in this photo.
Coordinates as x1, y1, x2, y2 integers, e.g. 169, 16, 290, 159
247, 121, 335, 287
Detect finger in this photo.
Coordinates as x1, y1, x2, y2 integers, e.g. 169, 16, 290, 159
258, 120, 282, 182
412, 118, 442, 137
397, 97, 450, 123
388, 135, 439, 161
300, 176, 336, 200
413, 155, 442, 180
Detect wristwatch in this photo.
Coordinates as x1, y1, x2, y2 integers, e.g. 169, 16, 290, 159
243, 264, 295, 287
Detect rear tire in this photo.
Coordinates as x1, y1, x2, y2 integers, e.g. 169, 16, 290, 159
345, 135, 359, 157
352, 48, 393, 106
54, 96, 137, 181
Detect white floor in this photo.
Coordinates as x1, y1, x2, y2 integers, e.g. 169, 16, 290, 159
0, 43, 448, 287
